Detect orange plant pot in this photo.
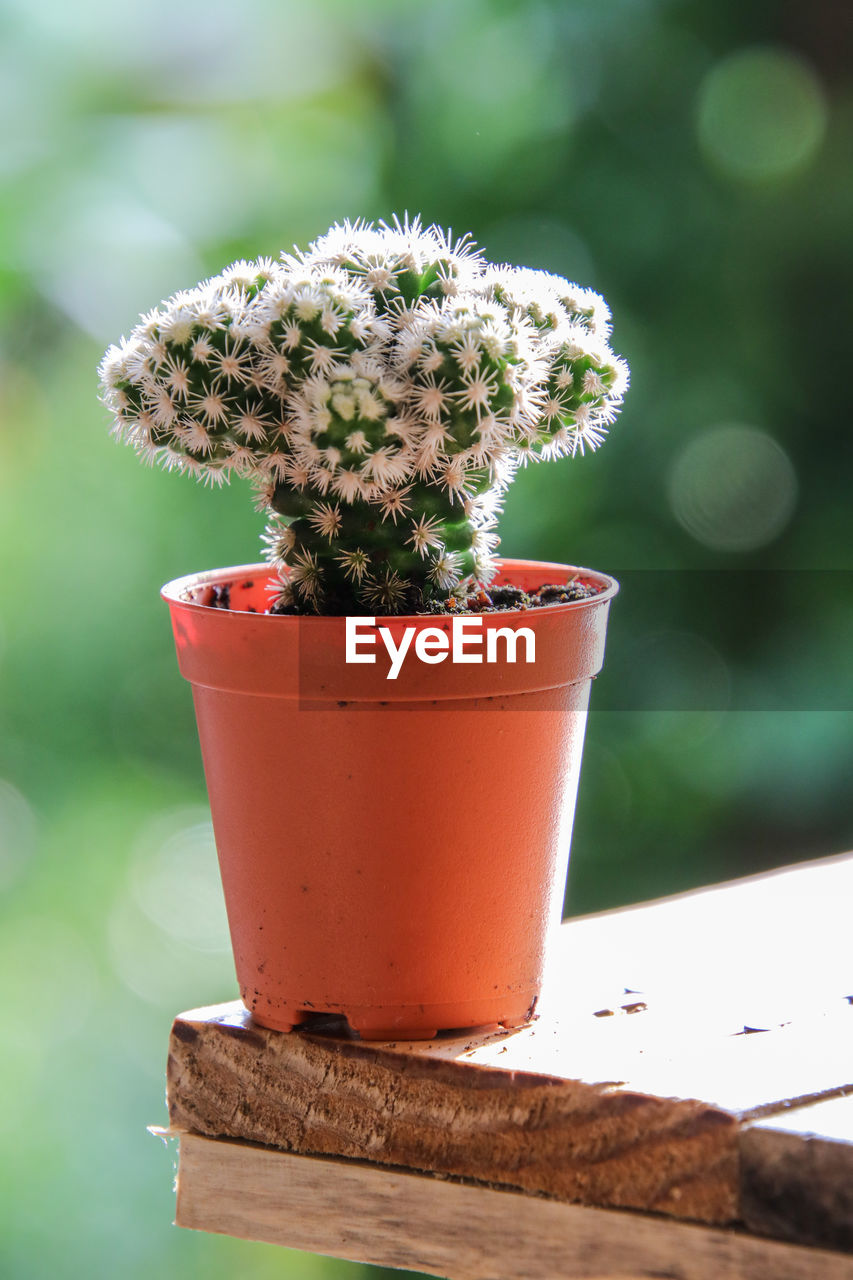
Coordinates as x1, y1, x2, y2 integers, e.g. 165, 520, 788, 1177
162, 558, 617, 1040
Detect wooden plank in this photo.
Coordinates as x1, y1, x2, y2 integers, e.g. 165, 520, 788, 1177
544, 849, 853, 1034
168, 1004, 740, 1223
175, 1133, 853, 1280
167, 852, 853, 1234
742, 1094, 853, 1252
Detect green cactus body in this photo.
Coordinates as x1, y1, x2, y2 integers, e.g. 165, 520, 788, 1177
100, 218, 629, 614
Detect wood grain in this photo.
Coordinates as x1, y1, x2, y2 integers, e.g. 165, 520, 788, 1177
168, 852, 853, 1235
168, 1004, 740, 1222
175, 1134, 853, 1280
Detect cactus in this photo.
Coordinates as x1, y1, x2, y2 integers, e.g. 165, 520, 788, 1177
99, 218, 629, 614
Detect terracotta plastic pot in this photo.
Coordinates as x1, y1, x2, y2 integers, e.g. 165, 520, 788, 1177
162, 559, 618, 1040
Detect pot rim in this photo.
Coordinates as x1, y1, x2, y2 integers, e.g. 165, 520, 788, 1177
161, 557, 620, 620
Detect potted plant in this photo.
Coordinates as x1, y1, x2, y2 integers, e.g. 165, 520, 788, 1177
99, 218, 629, 1040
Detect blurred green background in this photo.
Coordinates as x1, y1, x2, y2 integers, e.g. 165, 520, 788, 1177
1, 0, 851, 1276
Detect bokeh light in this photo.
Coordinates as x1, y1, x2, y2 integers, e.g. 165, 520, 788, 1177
667, 425, 798, 552
22, 180, 202, 341
109, 807, 234, 1008
696, 46, 827, 183
130, 806, 229, 953
404, 1, 573, 183
107, 890, 235, 1009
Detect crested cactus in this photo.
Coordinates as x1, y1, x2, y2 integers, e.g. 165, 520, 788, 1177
100, 218, 629, 614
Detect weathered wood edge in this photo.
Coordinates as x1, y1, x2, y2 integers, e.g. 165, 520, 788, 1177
174, 1133, 853, 1280
741, 1095, 853, 1252
167, 1008, 741, 1225
167, 1002, 853, 1241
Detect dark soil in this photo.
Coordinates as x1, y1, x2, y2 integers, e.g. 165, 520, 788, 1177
199, 578, 603, 615
421, 580, 602, 614
190, 582, 231, 609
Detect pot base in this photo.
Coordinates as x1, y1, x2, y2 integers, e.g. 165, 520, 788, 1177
242, 990, 538, 1041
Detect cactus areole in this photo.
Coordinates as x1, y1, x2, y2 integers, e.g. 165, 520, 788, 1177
102, 220, 629, 1039
100, 217, 628, 615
